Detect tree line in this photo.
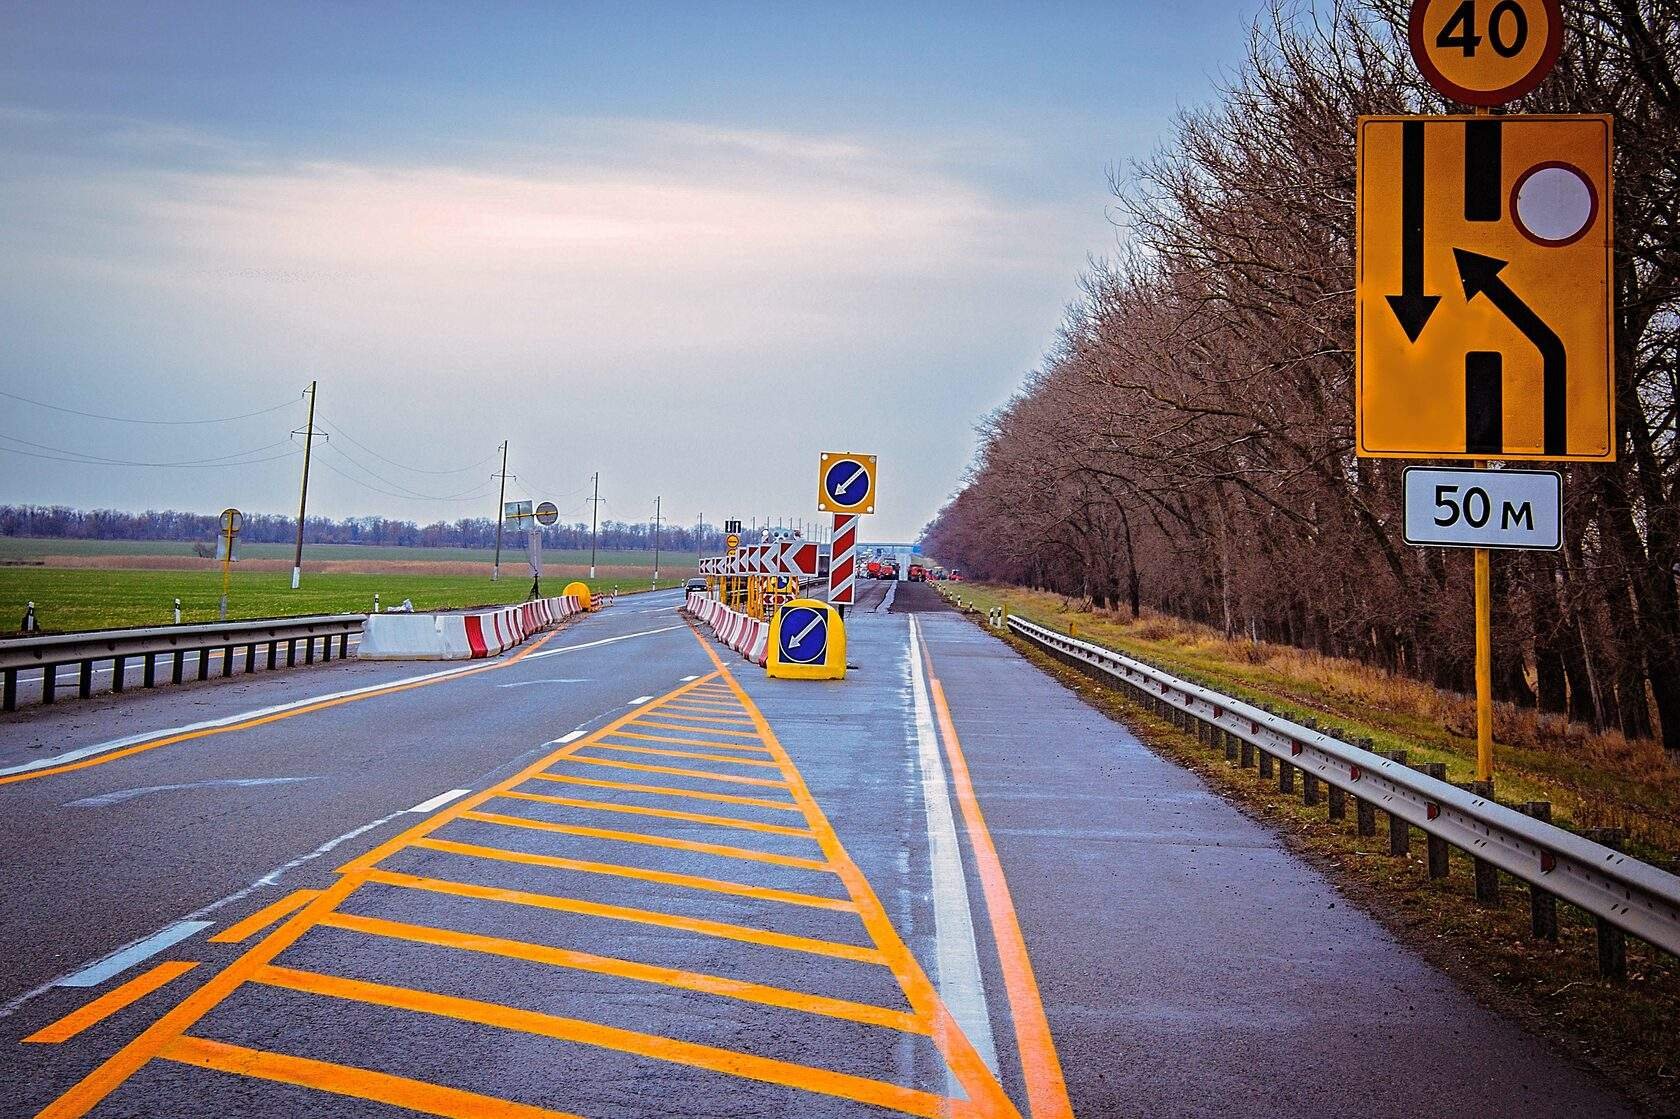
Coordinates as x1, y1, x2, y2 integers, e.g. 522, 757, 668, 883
0, 505, 729, 554
922, 2, 1680, 757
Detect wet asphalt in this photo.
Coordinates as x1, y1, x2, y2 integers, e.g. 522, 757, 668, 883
0, 578, 1635, 1117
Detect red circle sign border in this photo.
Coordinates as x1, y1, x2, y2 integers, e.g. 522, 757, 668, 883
1509, 160, 1600, 248
1408, 0, 1565, 107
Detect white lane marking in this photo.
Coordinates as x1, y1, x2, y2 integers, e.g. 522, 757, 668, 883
59, 920, 213, 988
550, 730, 587, 745
526, 625, 684, 660
629, 695, 654, 705
495, 678, 587, 688
0, 806, 410, 1019
407, 788, 472, 813
680, 675, 700, 682
0, 659, 496, 778
66, 776, 319, 808
906, 614, 999, 1076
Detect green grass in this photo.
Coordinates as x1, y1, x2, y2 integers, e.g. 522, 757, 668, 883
0, 537, 697, 568
0, 566, 680, 633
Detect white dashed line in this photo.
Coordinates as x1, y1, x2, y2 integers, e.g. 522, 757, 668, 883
406, 788, 472, 814
629, 695, 654, 705
59, 920, 213, 988
552, 730, 586, 744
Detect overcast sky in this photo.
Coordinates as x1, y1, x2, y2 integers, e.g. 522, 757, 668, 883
0, 1, 1257, 542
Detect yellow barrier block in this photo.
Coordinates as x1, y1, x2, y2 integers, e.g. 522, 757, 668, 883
562, 581, 594, 611
766, 599, 846, 680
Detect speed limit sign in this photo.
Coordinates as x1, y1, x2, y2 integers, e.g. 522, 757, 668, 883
1408, 0, 1563, 106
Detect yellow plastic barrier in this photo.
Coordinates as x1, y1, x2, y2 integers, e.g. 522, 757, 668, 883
766, 598, 846, 680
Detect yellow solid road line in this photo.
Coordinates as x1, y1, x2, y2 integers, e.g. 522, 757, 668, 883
207, 889, 322, 944
527, 771, 803, 812
319, 911, 925, 1033
410, 835, 852, 911
254, 965, 962, 1119
582, 741, 781, 767
364, 868, 884, 962
23, 962, 198, 1045
492, 789, 816, 838
556, 754, 790, 789
160, 1035, 585, 1119
460, 810, 834, 872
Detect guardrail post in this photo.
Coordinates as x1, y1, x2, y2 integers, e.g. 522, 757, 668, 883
1583, 827, 1627, 981
321, 635, 333, 663
1239, 735, 1254, 768
78, 659, 93, 698
1387, 751, 1410, 857
304, 637, 316, 665
197, 648, 211, 681
338, 633, 349, 658
1258, 747, 1273, 779
112, 655, 125, 693
1302, 770, 1319, 807
267, 641, 278, 670
2, 668, 16, 711
143, 653, 156, 688
1327, 782, 1345, 821
1464, 779, 1500, 904
1424, 763, 1450, 878
220, 644, 234, 677
1224, 728, 1237, 762
172, 650, 184, 685
1519, 802, 1558, 941
244, 643, 256, 673
287, 638, 297, 667
1279, 757, 1295, 793
41, 664, 56, 704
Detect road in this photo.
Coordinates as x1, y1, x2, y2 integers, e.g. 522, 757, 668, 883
0, 580, 1630, 1117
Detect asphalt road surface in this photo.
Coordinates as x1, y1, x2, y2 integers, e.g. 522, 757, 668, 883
0, 582, 1630, 1117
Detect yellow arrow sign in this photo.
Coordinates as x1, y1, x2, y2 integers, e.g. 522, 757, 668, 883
1356, 114, 1614, 461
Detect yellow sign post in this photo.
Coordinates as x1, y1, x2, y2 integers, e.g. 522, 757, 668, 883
217, 508, 242, 621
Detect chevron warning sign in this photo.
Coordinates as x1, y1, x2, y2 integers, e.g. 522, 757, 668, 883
829, 514, 858, 605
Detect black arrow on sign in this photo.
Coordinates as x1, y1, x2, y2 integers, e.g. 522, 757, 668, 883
1386, 120, 1439, 343
1454, 249, 1568, 456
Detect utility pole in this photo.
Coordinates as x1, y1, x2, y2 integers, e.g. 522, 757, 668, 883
588, 471, 601, 578
492, 441, 509, 581
290, 380, 317, 591
652, 496, 662, 590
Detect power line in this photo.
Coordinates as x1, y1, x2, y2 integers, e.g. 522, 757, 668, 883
320, 441, 500, 501
0, 389, 301, 426
311, 455, 498, 503
317, 416, 500, 476
0, 433, 299, 468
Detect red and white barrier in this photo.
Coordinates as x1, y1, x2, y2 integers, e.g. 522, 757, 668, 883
684, 591, 768, 667
359, 595, 584, 660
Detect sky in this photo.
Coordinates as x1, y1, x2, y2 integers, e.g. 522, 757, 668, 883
0, 1, 1260, 542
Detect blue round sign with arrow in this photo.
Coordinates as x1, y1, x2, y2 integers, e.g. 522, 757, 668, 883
778, 606, 828, 664
822, 456, 873, 512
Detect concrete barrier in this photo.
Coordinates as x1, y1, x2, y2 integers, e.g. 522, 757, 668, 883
360, 595, 582, 660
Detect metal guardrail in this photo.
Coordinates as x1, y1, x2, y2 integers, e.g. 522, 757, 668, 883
0, 615, 365, 711
1002, 612, 1680, 963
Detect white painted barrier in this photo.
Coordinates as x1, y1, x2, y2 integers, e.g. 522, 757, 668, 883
359, 595, 582, 660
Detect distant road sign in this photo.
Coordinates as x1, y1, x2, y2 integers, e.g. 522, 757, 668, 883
818, 452, 876, 515
220, 508, 243, 534
1409, 0, 1562, 106
504, 500, 533, 521
534, 501, 559, 526
1403, 467, 1560, 550
1356, 114, 1613, 461
726, 533, 740, 552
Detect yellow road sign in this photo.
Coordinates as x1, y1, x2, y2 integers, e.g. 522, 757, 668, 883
725, 532, 740, 552
1356, 114, 1613, 461
1409, 0, 1562, 106
818, 452, 876, 515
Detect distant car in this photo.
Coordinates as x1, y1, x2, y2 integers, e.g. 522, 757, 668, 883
865, 560, 885, 579
948, 568, 963, 582
684, 577, 708, 592
908, 564, 927, 582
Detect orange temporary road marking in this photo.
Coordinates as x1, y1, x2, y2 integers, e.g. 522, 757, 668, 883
659, 700, 750, 715
630, 719, 765, 739
687, 625, 1022, 1119
527, 771, 802, 812
926, 660, 1073, 1119
459, 810, 834, 872
366, 868, 884, 963
584, 741, 781, 768
557, 754, 789, 789
1, 627, 566, 787
159, 1035, 583, 1119
606, 729, 773, 753
320, 911, 926, 1033
254, 965, 961, 1118
411, 836, 853, 911
207, 889, 321, 944
641, 710, 756, 726
23, 962, 198, 1045
493, 789, 816, 839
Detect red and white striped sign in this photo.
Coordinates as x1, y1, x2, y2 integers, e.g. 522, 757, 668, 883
829, 514, 858, 605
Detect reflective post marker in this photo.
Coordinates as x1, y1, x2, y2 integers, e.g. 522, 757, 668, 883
1475, 544, 1493, 782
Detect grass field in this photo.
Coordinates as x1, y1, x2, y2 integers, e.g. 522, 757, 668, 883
0, 538, 697, 632
944, 582, 1680, 866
